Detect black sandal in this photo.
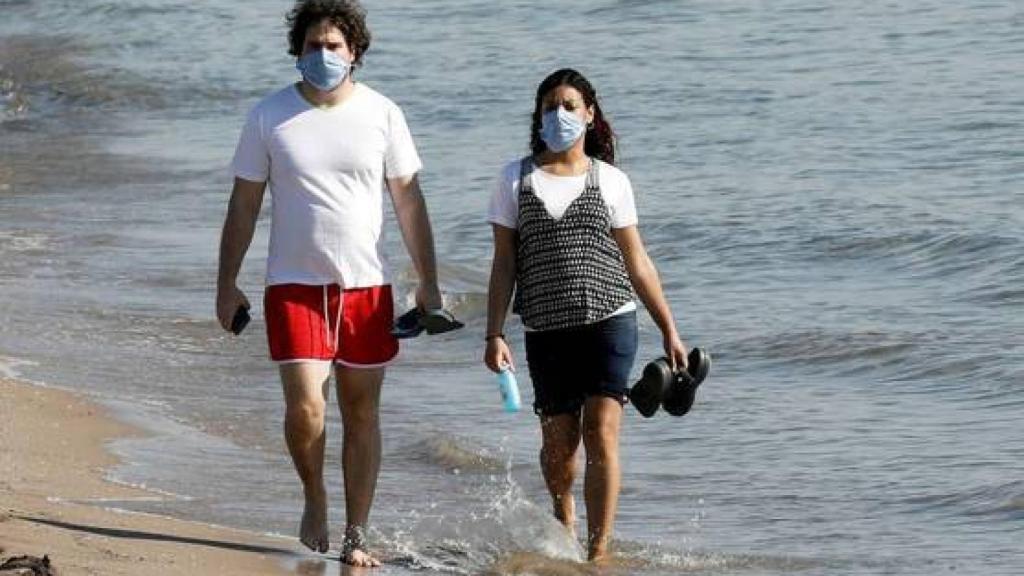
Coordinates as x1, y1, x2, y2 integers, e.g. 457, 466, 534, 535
390, 308, 464, 339
628, 347, 712, 417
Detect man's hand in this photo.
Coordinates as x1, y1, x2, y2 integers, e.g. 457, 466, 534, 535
217, 284, 251, 332
415, 281, 444, 312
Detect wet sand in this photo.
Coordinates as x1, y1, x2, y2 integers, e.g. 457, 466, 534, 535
0, 377, 325, 575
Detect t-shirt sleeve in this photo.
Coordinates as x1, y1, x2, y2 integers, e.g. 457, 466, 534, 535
231, 107, 270, 183
606, 167, 639, 228
487, 162, 519, 229
384, 104, 423, 179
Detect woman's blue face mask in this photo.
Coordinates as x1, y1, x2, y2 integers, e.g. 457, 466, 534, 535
296, 49, 350, 92
540, 106, 586, 153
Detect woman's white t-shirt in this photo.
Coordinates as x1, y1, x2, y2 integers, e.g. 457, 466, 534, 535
487, 158, 639, 321
487, 159, 638, 229
232, 83, 422, 288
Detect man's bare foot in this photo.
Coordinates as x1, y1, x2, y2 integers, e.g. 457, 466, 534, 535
341, 525, 381, 568
299, 489, 329, 553
553, 494, 577, 541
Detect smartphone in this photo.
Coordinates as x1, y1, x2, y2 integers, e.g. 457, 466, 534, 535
230, 306, 251, 335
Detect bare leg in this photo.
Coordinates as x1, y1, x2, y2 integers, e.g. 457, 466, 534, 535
335, 364, 385, 568
581, 396, 623, 563
280, 362, 332, 554
540, 412, 583, 540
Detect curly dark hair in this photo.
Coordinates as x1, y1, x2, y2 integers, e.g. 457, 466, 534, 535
530, 68, 617, 165
286, 0, 371, 67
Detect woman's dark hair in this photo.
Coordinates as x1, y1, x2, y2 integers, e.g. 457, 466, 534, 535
286, 0, 371, 67
530, 68, 617, 165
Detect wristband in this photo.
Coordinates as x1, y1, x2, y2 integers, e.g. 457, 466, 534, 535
484, 333, 505, 341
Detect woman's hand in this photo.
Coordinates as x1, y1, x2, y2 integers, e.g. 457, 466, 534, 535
484, 336, 515, 374
664, 332, 689, 373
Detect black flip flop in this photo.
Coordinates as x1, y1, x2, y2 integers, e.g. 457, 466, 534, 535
391, 308, 425, 339
391, 308, 464, 339
419, 308, 464, 335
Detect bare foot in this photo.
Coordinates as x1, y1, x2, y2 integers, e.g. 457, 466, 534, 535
553, 494, 577, 541
341, 525, 380, 568
588, 537, 613, 565
341, 547, 381, 568
299, 489, 329, 554
589, 549, 613, 565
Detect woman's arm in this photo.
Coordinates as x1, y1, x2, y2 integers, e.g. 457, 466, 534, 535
613, 225, 689, 370
484, 224, 518, 373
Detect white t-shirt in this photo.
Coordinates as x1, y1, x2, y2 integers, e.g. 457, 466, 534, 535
487, 158, 639, 321
232, 83, 422, 287
487, 159, 638, 230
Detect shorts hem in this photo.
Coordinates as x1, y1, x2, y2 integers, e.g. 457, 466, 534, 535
274, 358, 334, 365
334, 355, 398, 369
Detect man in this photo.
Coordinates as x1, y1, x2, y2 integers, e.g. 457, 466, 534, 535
215, 0, 442, 567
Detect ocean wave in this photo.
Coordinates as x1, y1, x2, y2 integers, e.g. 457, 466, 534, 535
0, 230, 51, 254
727, 328, 919, 371
903, 480, 1024, 521
0, 63, 28, 122
0, 36, 164, 118
480, 545, 824, 575
0, 355, 38, 379
400, 432, 509, 474
803, 228, 1020, 278
381, 483, 582, 573
0, 34, 247, 119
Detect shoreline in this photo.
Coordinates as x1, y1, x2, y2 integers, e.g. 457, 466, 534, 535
0, 377, 321, 575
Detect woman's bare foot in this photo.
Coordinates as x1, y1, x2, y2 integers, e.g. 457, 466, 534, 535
588, 535, 613, 564
341, 525, 381, 568
553, 494, 577, 541
299, 488, 329, 553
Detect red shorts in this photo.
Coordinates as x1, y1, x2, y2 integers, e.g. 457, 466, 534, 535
264, 284, 399, 367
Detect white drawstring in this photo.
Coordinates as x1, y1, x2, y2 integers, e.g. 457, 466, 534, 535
322, 284, 344, 352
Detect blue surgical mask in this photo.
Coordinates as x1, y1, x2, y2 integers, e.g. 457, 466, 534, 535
540, 106, 586, 152
296, 49, 350, 92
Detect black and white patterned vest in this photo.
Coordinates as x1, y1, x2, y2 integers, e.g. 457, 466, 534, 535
512, 157, 634, 331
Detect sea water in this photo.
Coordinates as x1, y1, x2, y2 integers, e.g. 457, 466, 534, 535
1, 1, 1022, 574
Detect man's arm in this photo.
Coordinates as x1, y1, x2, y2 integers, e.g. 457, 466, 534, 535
216, 177, 266, 331
387, 173, 443, 310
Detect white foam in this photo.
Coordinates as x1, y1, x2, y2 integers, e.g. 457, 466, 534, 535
0, 230, 50, 252
0, 355, 40, 381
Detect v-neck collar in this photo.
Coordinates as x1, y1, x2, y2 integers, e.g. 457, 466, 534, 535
522, 159, 597, 223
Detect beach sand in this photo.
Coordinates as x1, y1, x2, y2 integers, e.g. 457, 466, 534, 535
0, 377, 326, 575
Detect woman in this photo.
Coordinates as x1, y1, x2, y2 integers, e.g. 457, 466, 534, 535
484, 68, 689, 562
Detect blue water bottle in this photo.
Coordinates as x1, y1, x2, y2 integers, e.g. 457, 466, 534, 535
496, 367, 521, 413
